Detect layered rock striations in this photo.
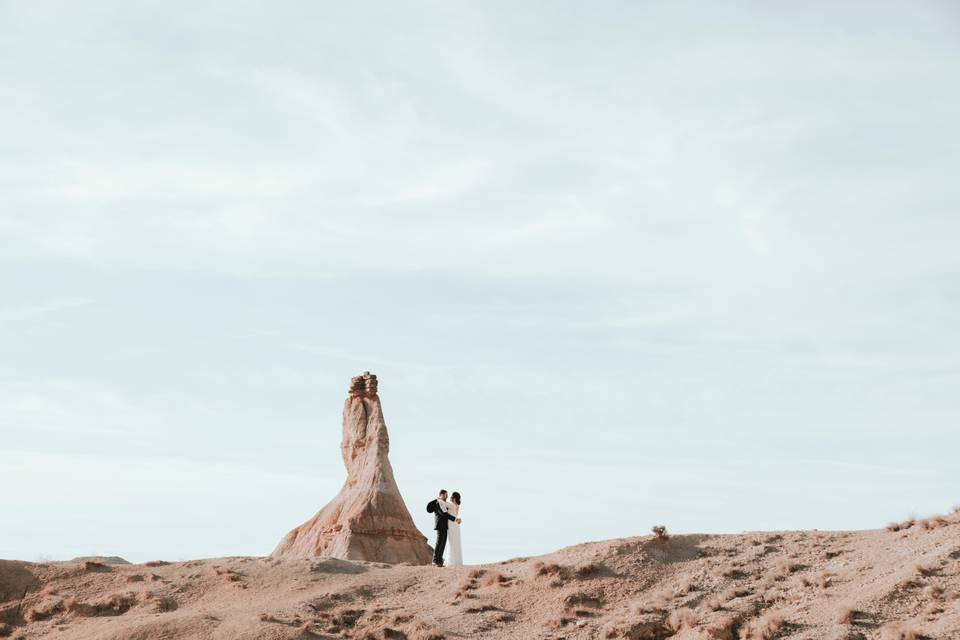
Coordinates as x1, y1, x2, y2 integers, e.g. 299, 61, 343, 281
271, 372, 433, 564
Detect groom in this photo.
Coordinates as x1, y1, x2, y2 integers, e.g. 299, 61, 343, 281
426, 489, 460, 567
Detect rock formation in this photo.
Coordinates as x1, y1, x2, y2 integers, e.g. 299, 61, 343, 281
271, 372, 433, 564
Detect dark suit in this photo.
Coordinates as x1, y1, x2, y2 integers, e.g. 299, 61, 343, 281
427, 499, 456, 565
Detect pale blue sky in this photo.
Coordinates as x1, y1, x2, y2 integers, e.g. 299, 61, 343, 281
1, 1, 958, 565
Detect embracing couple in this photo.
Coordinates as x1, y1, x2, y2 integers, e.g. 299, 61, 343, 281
425, 489, 463, 567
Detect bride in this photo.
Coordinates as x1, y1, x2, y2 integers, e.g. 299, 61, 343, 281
446, 491, 463, 566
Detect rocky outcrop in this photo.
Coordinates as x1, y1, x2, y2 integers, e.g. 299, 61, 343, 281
271, 372, 433, 564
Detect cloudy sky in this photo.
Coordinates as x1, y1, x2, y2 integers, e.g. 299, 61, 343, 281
2, 2, 958, 565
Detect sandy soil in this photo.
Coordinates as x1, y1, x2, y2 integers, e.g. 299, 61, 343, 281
2, 512, 958, 640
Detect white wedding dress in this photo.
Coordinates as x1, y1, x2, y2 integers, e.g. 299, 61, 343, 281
445, 501, 463, 566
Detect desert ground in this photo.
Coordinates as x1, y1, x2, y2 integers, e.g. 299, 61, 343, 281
2, 511, 958, 640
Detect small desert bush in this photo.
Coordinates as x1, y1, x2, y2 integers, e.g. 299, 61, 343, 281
738, 612, 785, 639
573, 562, 604, 579
923, 584, 944, 600
887, 518, 916, 532
913, 563, 935, 577
836, 608, 858, 624
667, 607, 697, 632
154, 596, 177, 612
651, 525, 669, 541
705, 596, 724, 612
26, 599, 63, 622
481, 571, 509, 587
920, 517, 949, 530
879, 622, 926, 640
145, 560, 170, 567
66, 592, 137, 617
706, 614, 740, 640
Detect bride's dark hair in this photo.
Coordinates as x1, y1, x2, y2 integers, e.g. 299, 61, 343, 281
451, 491, 461, 505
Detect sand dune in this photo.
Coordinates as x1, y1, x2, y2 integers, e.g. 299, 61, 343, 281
2, 511, 958, 639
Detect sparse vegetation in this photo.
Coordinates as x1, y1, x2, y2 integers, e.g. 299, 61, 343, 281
651, 525, 669, 541
739, 612, 785, 639
879, 621, 927, 640
667, 607, 697, 632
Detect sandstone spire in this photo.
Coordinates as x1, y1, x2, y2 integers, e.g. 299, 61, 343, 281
271, 372, 433, 564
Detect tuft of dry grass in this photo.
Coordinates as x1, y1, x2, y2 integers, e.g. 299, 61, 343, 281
913, 563, 935, 577
573, 562, 604, 579
705, 614, 740, 640
879, 621, 926, 640
667, 607, 697, 632
923, 584, 944, 600
480, 571, 503, 587
836, 608, 857, 624
26, 599, 63, 622
739, 612, 785, 640
776, 560, 801, 577
66, 592, 138, 617
705, 596, 724, 612
154, 596, 177, 613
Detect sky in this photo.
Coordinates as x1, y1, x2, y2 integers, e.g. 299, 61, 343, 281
1, 1, 959, 565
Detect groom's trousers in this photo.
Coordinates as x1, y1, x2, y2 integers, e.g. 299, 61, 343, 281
433, 528, 448, 565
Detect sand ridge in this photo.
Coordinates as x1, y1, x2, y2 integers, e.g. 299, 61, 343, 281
1, 511, 958, 639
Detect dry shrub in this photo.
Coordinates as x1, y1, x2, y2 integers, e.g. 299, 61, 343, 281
922, 602, 943, 618
919, 517, 948, 530
722, 587, 752, 601
601, 613, 668, 639
879, 622, 926, 640
125, 574, 144, 583
705, 596, 724, 612
573, 562, 604, 579
66, 592, 137, 617
637, 593, 670, 614
467, 568, 485, 580
564, 591, 604, 610
836, 608, 855, 624
145, 560, 170, 567
923, 584, 944, 599
533, 562, 564, 577
26, 599, 63, 622
739, 612, 785, 640
706, 614, 740, 640
652, 525, 669, 541
776, 560, 800, 577
532, 562, 568, 586
887, 517, 917, 532
83, 560, 110, 572
154, 596, 177, 612
719, 564, 745, 579
0, 623, 12, 637
481, 572, 506, 587
835, 632, 867, 640
673, 579, 697, 597
913, 563, 935, 577
667, 607, 697, 632
408, 621, 445, 640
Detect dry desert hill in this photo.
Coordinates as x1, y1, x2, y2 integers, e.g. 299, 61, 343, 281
2, 511, 960, 640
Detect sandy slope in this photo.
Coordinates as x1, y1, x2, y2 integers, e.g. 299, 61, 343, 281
2, 513, 958, 640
